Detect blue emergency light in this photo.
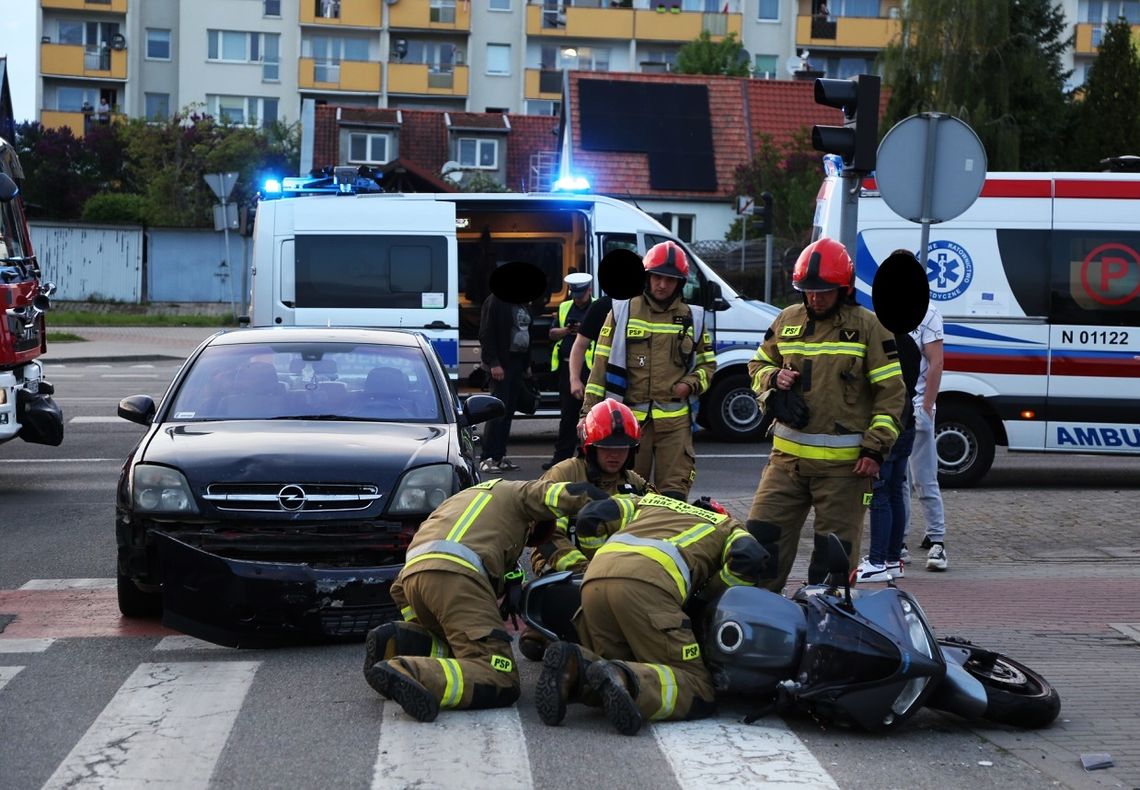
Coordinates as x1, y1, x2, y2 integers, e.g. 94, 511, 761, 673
551, 175, 590, 193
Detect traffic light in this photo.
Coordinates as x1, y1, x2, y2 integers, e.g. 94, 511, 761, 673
811, 74, 881, 172
755, 191, 774, 236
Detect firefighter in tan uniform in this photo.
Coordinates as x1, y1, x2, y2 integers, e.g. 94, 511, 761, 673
519, 399, 650, 660
534, 494, 768, 735
363, 478, 608, 722
746, 238, 906, 592
582, 241, 716, 500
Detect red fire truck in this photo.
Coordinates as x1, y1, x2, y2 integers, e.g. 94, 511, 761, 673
1, 136, 63, 447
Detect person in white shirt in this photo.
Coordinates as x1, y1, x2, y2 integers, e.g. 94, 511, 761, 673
906, 305, 948, 570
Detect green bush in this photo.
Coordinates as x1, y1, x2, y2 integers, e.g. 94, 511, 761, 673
81, 193, 148, 224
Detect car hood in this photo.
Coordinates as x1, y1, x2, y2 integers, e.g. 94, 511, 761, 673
142, 420, 452, 485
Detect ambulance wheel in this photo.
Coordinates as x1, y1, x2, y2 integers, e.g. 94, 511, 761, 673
935, 404, 994, 488
705, 375, 764, 442
117, 571, 162, 618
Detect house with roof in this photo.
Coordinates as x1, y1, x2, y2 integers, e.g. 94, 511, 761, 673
305, 71, 850, 243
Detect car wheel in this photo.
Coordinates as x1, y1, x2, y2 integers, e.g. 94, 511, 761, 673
704, 375, 764, 442
117, 571, 162, 618
935, 403, 995, 488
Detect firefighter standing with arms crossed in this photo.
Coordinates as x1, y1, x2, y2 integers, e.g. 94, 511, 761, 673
746, 237, 906, 591
362, 478, 609, 722
581, 241, 715, 500
534, 493, 767, 735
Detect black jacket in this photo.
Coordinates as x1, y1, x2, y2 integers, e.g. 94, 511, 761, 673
479, 295, 521, 369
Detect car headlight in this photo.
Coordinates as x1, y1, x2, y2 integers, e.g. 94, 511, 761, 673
132, 464, 199, 514
387, 464, 455, 515
889, 597, 938, 717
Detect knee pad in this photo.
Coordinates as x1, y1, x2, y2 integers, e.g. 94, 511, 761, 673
685, 694, 718, 721
471, 682, 521, 709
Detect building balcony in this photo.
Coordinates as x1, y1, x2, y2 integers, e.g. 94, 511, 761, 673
795, 12, 902, 50
525, 68, 564, 99
40, 109, 123, 138
387, 63, 469, 96
40, 43, 127, 80
299, 0, 381, 28
388, 1, 472, 31
299, 58, 383, 92
526, 5, 634, 39
42, 0, 127, 12
631, 8, 741, 43
1073, 22, 1140, 54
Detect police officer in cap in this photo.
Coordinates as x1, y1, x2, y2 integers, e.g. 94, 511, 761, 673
544, 271, 595, 470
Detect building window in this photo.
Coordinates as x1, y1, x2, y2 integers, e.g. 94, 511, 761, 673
348, 133, 390, 165
550, 45, 609, 72
489, 0, 511, 9
57, 86, 99, 112
207, 95, 279, 129
754, 54, 777, 78
263, 34, 280, 81
431, 0, 457, 23
317, 0, 341, 19
486, 44, 511, 76
525, 100, 560, 116
207, 31, 279, 66
264, 0, 282, 16
458, 138, 497, 169
757, 0, 779, 20
144, 93, 170, 120
57, 21, 84, 45
146, 29, 171, 60
676, 215, 694, 243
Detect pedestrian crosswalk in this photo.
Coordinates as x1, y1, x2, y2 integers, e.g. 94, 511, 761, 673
1, 581, 841, 790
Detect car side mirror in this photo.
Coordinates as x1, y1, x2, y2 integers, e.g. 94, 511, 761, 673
118, 394, 156, 426
460, 394, 506, 427
706, 281, 730, 312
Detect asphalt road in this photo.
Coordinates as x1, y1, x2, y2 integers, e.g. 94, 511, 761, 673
2, 359, 1139, 789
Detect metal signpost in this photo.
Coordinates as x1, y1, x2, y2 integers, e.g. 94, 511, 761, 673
874, 114, 987, 269
203, 172, 240, 316
737, 195, 754, 272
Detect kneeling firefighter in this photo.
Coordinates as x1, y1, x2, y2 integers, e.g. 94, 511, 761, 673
520, 398, 651, 660
363, 478, 610, 722
535, 494, 767, 735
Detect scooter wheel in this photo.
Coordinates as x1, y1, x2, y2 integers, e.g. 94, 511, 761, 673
952, 643, 1060, 729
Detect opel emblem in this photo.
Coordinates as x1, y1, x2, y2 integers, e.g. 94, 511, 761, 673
278, 484, 307, 511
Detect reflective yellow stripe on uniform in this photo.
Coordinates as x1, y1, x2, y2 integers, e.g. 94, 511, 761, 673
867, 361, 902, 383
771, 435, 861, 461
404, 552, 484, 575
595, 541, 689, 600
436, 658, 464, 708
544, 481, 569, 518
718, 528, 755, 587
776, 340, 866, 358
555, 550, 588, 570
585, 382, 607, 398
668, 522, 716, 548
445, 491, 493, 542
577, 534, 608, 552
649, 664, 678, 720
871, 413, 900, 437
400, 605, 417, 622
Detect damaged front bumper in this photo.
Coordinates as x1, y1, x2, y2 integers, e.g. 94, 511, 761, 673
155, 532, 403, 648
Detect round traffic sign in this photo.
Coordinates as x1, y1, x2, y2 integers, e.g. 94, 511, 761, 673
874, 114, 987, 224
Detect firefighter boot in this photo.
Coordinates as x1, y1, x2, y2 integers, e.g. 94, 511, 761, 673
534, 641, 589, 726
587, 660, 642, 736
363, 622, 398, 673
518, 625, 550, 662
364, 661, 440, 723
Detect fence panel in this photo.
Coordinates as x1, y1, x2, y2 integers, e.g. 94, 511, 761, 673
30, 222, 143, 302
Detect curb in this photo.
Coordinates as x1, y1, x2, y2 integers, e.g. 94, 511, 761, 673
44, 354, 187, 365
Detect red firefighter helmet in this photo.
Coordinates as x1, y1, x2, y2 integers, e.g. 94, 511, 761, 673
643, 241, 690, 281
792, 237, 853, 293
581, 398, 640, 470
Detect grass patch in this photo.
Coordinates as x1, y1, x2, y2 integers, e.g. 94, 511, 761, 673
48, 311, 237, 327
46, 332, 86, 343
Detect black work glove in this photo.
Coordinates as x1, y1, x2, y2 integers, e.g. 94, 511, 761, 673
726, 534, 770, 584
763, 387, 810, 429
498, 565, 525, 628
575, 497, 624, 541
564, 481, 610, 501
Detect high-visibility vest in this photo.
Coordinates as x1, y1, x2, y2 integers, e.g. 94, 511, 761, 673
550, 298, 595, 372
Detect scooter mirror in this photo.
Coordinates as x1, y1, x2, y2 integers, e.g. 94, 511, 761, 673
825, 533, 849, 575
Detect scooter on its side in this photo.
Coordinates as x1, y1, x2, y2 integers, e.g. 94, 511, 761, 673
521, 534, 1060, 732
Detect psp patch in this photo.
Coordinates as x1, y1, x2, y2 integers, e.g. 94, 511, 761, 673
780, 324, 804, 338
490, 655, 514, 673
682, 643, 701, 661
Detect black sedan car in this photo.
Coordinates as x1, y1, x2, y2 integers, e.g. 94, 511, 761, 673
115, 327, 503, 647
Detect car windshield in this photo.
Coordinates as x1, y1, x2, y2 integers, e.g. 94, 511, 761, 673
166, 341, 442, 422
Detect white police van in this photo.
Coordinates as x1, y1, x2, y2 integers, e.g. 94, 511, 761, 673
247, 172, 778, 441
815, 165, 1140, 486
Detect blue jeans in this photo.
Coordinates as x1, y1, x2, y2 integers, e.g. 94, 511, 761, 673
868, 426, 915, 565
904, 405, 946, 542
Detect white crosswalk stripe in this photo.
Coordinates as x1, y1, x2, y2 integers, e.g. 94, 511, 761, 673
41, 661, 259, 790
0, 638, 54, 653
0, 666, 24, 691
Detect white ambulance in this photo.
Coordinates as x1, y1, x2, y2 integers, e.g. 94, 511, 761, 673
815, 168, 1140, 486
247, 178, 779, 441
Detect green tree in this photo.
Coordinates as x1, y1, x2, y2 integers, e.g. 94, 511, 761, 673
676, 31, 750, 76
880, 0, 1072, 170
726, 129, 820, 245
1069, 18, 1140, 170
459, 171, 513, 192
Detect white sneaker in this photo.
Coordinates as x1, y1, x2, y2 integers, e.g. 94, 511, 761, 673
855, 559, 893, 584
926, 543, 948, 571
899, 544, 910, 564
886, 560, 905, 578
478, 459, 499, 473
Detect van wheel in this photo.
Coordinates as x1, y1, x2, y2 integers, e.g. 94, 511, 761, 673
705, 375, 764, 442
935, 404, 995, 488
